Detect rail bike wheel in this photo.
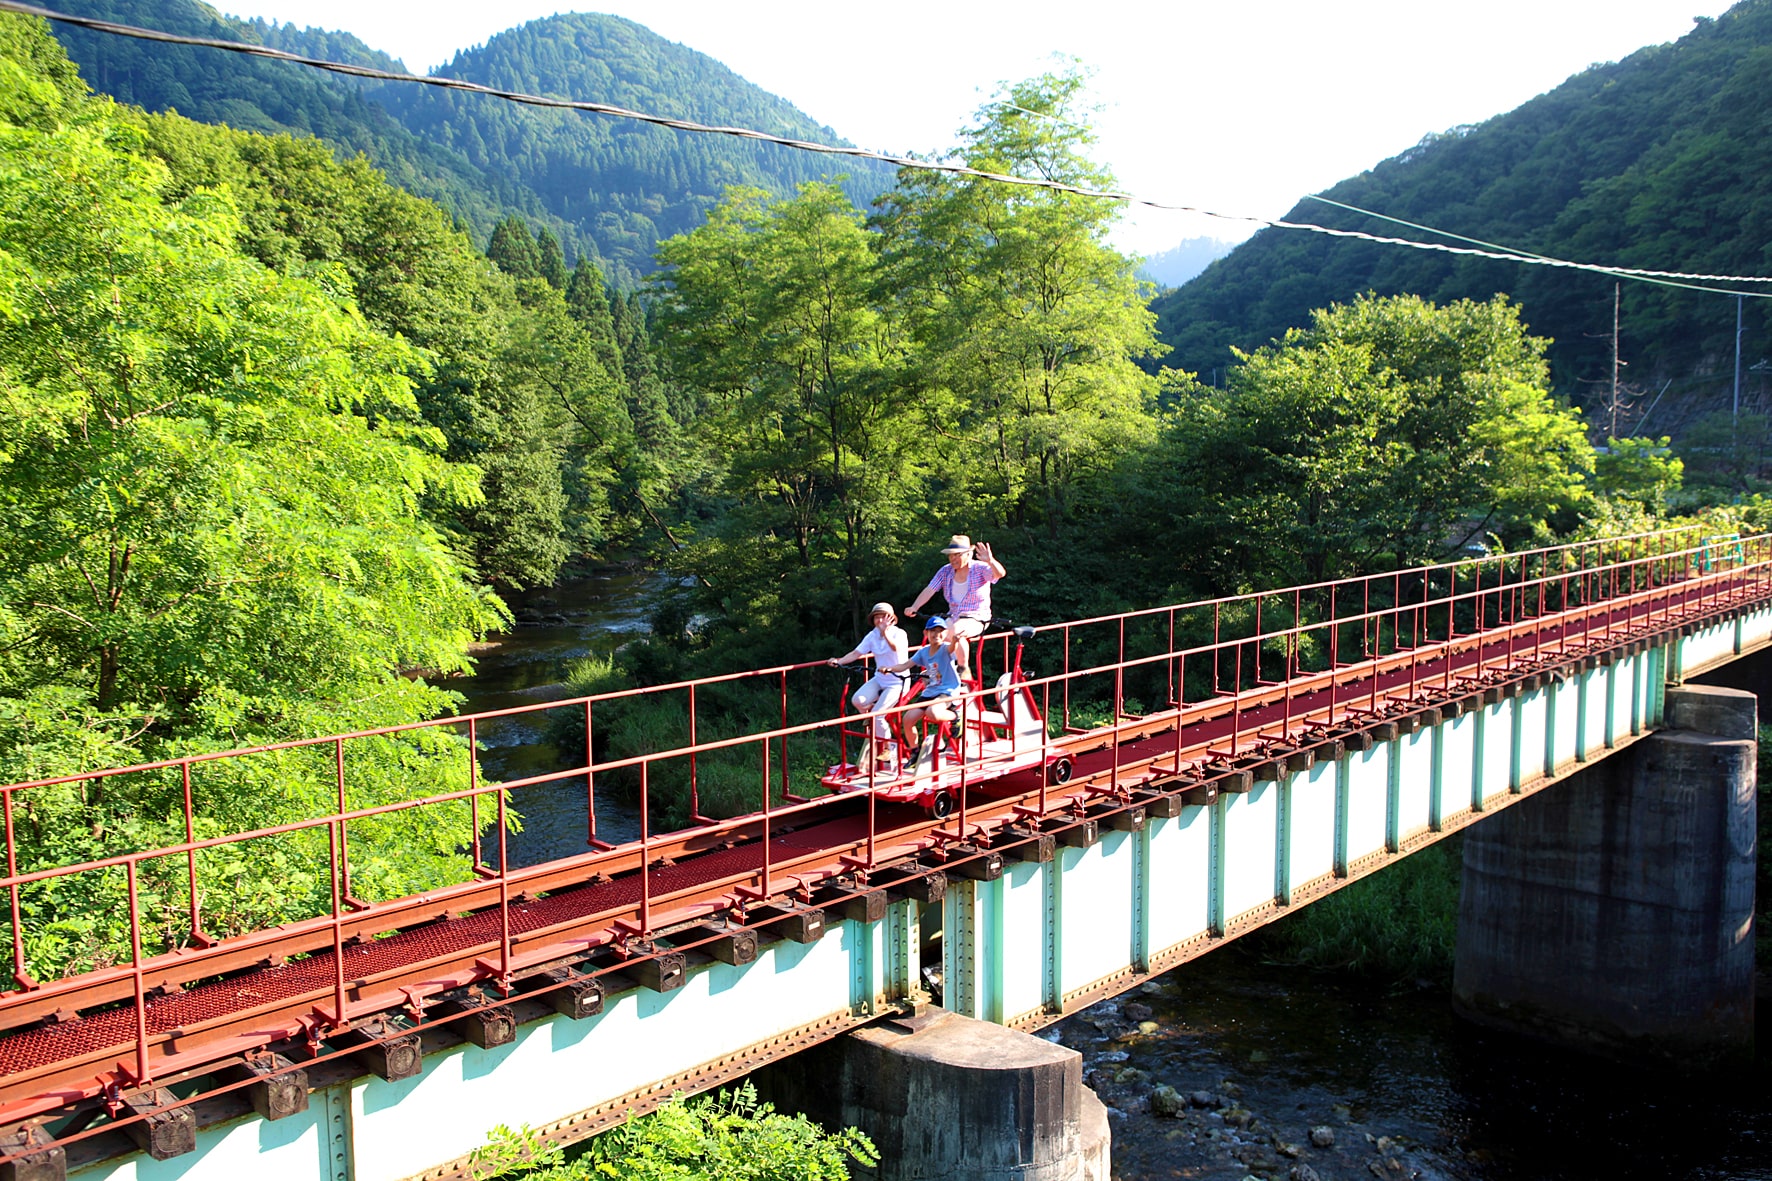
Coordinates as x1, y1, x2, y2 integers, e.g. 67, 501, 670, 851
927, 790, 956, 820
1048, 756, 1074, 785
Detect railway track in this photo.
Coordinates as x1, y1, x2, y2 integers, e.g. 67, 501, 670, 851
0, 529, 1763, 1158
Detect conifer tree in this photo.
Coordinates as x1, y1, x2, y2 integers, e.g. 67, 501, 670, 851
566, 258, 624, 377
486, 215, 541, 279
536, 225, 568, 289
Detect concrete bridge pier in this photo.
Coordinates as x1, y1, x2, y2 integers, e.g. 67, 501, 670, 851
1454, 684, 1757, 1062
763, 1007, 1110, 1181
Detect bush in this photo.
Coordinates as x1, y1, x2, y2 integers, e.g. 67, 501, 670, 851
469, 1083, 877, 1180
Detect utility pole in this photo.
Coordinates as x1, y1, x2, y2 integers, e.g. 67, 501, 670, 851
1610, 282, 1621, 437
1735, 293, 1745, 424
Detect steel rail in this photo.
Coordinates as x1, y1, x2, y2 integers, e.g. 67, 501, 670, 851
0, 534, 1725, 897
0, 530, 1762, 1124
0, 571, 1753, 1120
0, 535, 1748, 991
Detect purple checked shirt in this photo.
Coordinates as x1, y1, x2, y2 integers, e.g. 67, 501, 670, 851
927, 561, 1000, 621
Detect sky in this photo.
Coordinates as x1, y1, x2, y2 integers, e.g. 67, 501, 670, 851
210, 0, 1740, 256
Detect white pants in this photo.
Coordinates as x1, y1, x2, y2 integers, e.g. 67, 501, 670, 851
852, 674, 904, 741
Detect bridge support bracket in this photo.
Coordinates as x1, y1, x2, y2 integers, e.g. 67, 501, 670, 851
944, 847, 1005, 881
1135, 790, 1184, 819
1217, 769, 1254, 794
837, 891, 888, 925
1056, 819, 1099, 848
1000, 827, 1056, 863
628, 951, 689, 992
527, 968, 603, 1020
433, 994, 517, 1048
1103, 805, 1146, 833
752, 905, 826, 945
884, 868, 946, 905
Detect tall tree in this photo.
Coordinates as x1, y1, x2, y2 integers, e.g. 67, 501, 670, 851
536, 225, 568, 289
486, 214, 541, 279
1143, 293, 1593, 588
655, 184, 913, 630
0, 22, 503, 974
875, 70, 1163, 538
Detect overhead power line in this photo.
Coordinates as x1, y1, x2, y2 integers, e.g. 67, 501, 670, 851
1305, 195, 1772, 297
4, 0, 1770, 298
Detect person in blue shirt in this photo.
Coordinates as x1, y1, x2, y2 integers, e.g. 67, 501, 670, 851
882, 617, 965, 760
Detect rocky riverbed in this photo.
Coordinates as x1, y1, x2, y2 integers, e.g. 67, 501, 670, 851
1046, 950, 1770, 1181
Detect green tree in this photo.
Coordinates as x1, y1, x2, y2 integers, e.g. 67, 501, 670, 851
566, 258, 623, 374
656, 183, 915, 631
487, 215, 542, 279
875, 70, 1163, 537
1595, 436, 1684, 511
536, 226, 568, 289
500, 281, 635, 566
1675, 411, 1772, 495
0, 24, 502, 976
1146, 293, 1592, 588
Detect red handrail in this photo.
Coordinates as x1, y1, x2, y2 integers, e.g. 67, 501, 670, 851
0, 525, 1763, 1115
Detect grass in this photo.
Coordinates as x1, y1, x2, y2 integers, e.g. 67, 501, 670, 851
1252, 837, 1464, 984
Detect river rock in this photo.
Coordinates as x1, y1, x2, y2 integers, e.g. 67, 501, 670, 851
1224, 1107, 1254, 1128
1137, 1020, 1161, 1035
1220, 1080, 1244, 1098
1123, 1001, 1154, 1021
1310, 1125, 1336, 1148
1189, 1090, 1219, 1109
1150, 1084, 1187, 1117
1113, 1066, 1149, 1085
1289, 1166, 1324, 1181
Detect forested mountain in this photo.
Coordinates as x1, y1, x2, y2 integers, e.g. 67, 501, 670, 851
365, 14, 891, 280
47, 1, 890, 280
46, 0, 539, 241
1155, 0, 1772, 427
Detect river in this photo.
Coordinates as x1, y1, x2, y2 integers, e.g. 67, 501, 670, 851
449, 569, 657, 862
1047, 947, 1769, 1180
453, 574, 1770, 1181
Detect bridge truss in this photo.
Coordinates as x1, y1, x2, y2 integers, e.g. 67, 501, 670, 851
0, 527, 1766, 1169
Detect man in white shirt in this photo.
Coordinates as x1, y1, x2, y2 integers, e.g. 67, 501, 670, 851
828, 602, 912, 771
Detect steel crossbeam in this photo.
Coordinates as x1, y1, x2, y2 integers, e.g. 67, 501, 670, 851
0, 527, 1765, 1145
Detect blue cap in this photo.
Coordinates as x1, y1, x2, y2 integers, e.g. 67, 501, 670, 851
924, 615, 948, 630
